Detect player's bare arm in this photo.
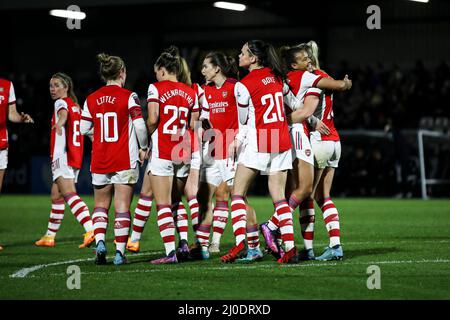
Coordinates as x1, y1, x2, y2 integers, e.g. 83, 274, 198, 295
190, 110, 200, 131
53, 109, 68, 136
8, 103, 34, 124
147, 101, 159, 135
316, 75, 352, 91
289, 95, 320, 124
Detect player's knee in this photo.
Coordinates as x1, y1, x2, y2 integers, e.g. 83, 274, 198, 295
215, 190, 230, 202
293, 184, 313, 200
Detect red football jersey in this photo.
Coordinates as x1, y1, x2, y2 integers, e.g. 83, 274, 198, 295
203, 79, 239, 159
147, 80, 198, 161
188, 83, 204, 153
311, 69, 340, 141
0, 79, 16, 150
286, 70, 324, 136
191, 83, 204, 114
82, 85, 143, 173
50, 97, 84, 169
236, 68, 291, 153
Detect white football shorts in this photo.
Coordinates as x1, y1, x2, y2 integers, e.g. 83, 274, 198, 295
290, 123, 314, 166
92, 165, 139, 186
147, 156, 190, 178
310, 135, 341, 169
0, 149, 7, 170
51, 154, 80, 183
239, 146, 292, 174
201, 158, 236, 187
190, 150, 201, 171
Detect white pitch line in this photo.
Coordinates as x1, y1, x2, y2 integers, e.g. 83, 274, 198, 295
11, 258, 450, 279
10, 258, 93, 279
9, 251, 161, 278
8, 238, 450, 279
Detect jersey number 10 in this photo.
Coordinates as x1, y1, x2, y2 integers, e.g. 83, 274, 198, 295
96, 112, 119, 143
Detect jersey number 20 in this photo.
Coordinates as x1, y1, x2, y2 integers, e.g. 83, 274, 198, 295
262, 92, 284, 124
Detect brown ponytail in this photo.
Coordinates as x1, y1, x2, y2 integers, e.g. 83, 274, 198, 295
246, 40, 285, 81
154, 46, 183, 77
205, 51, 239, 79
97, 53, 125, 82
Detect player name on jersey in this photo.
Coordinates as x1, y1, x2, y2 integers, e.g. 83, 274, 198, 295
96, 95, 117, 105
262, 76, 276, 86
160, 89, 193, 105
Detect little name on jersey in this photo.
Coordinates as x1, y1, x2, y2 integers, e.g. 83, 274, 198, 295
160, 89, 193, 105
96, 95, 116, 105
262, 76, 276, 86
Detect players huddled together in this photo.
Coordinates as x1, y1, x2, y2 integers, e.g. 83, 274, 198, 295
0, 40, 352, 265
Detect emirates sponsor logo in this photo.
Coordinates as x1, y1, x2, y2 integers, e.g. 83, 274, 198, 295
209, 101, 229, 109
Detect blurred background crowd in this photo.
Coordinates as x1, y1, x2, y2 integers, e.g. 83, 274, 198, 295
1, 0, 449, 197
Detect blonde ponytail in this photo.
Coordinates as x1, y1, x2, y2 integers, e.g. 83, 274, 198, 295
178, 57, 192, 86
307, 40, 320, 69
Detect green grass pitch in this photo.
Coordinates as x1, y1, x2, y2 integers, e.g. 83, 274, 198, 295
0, 195, 449, 300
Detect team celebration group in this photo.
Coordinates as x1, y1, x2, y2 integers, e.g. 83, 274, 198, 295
0, 39, 352, 265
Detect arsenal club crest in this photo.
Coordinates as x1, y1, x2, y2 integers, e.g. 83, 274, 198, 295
305, 149, 311, 157
222, 91, 228, 98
